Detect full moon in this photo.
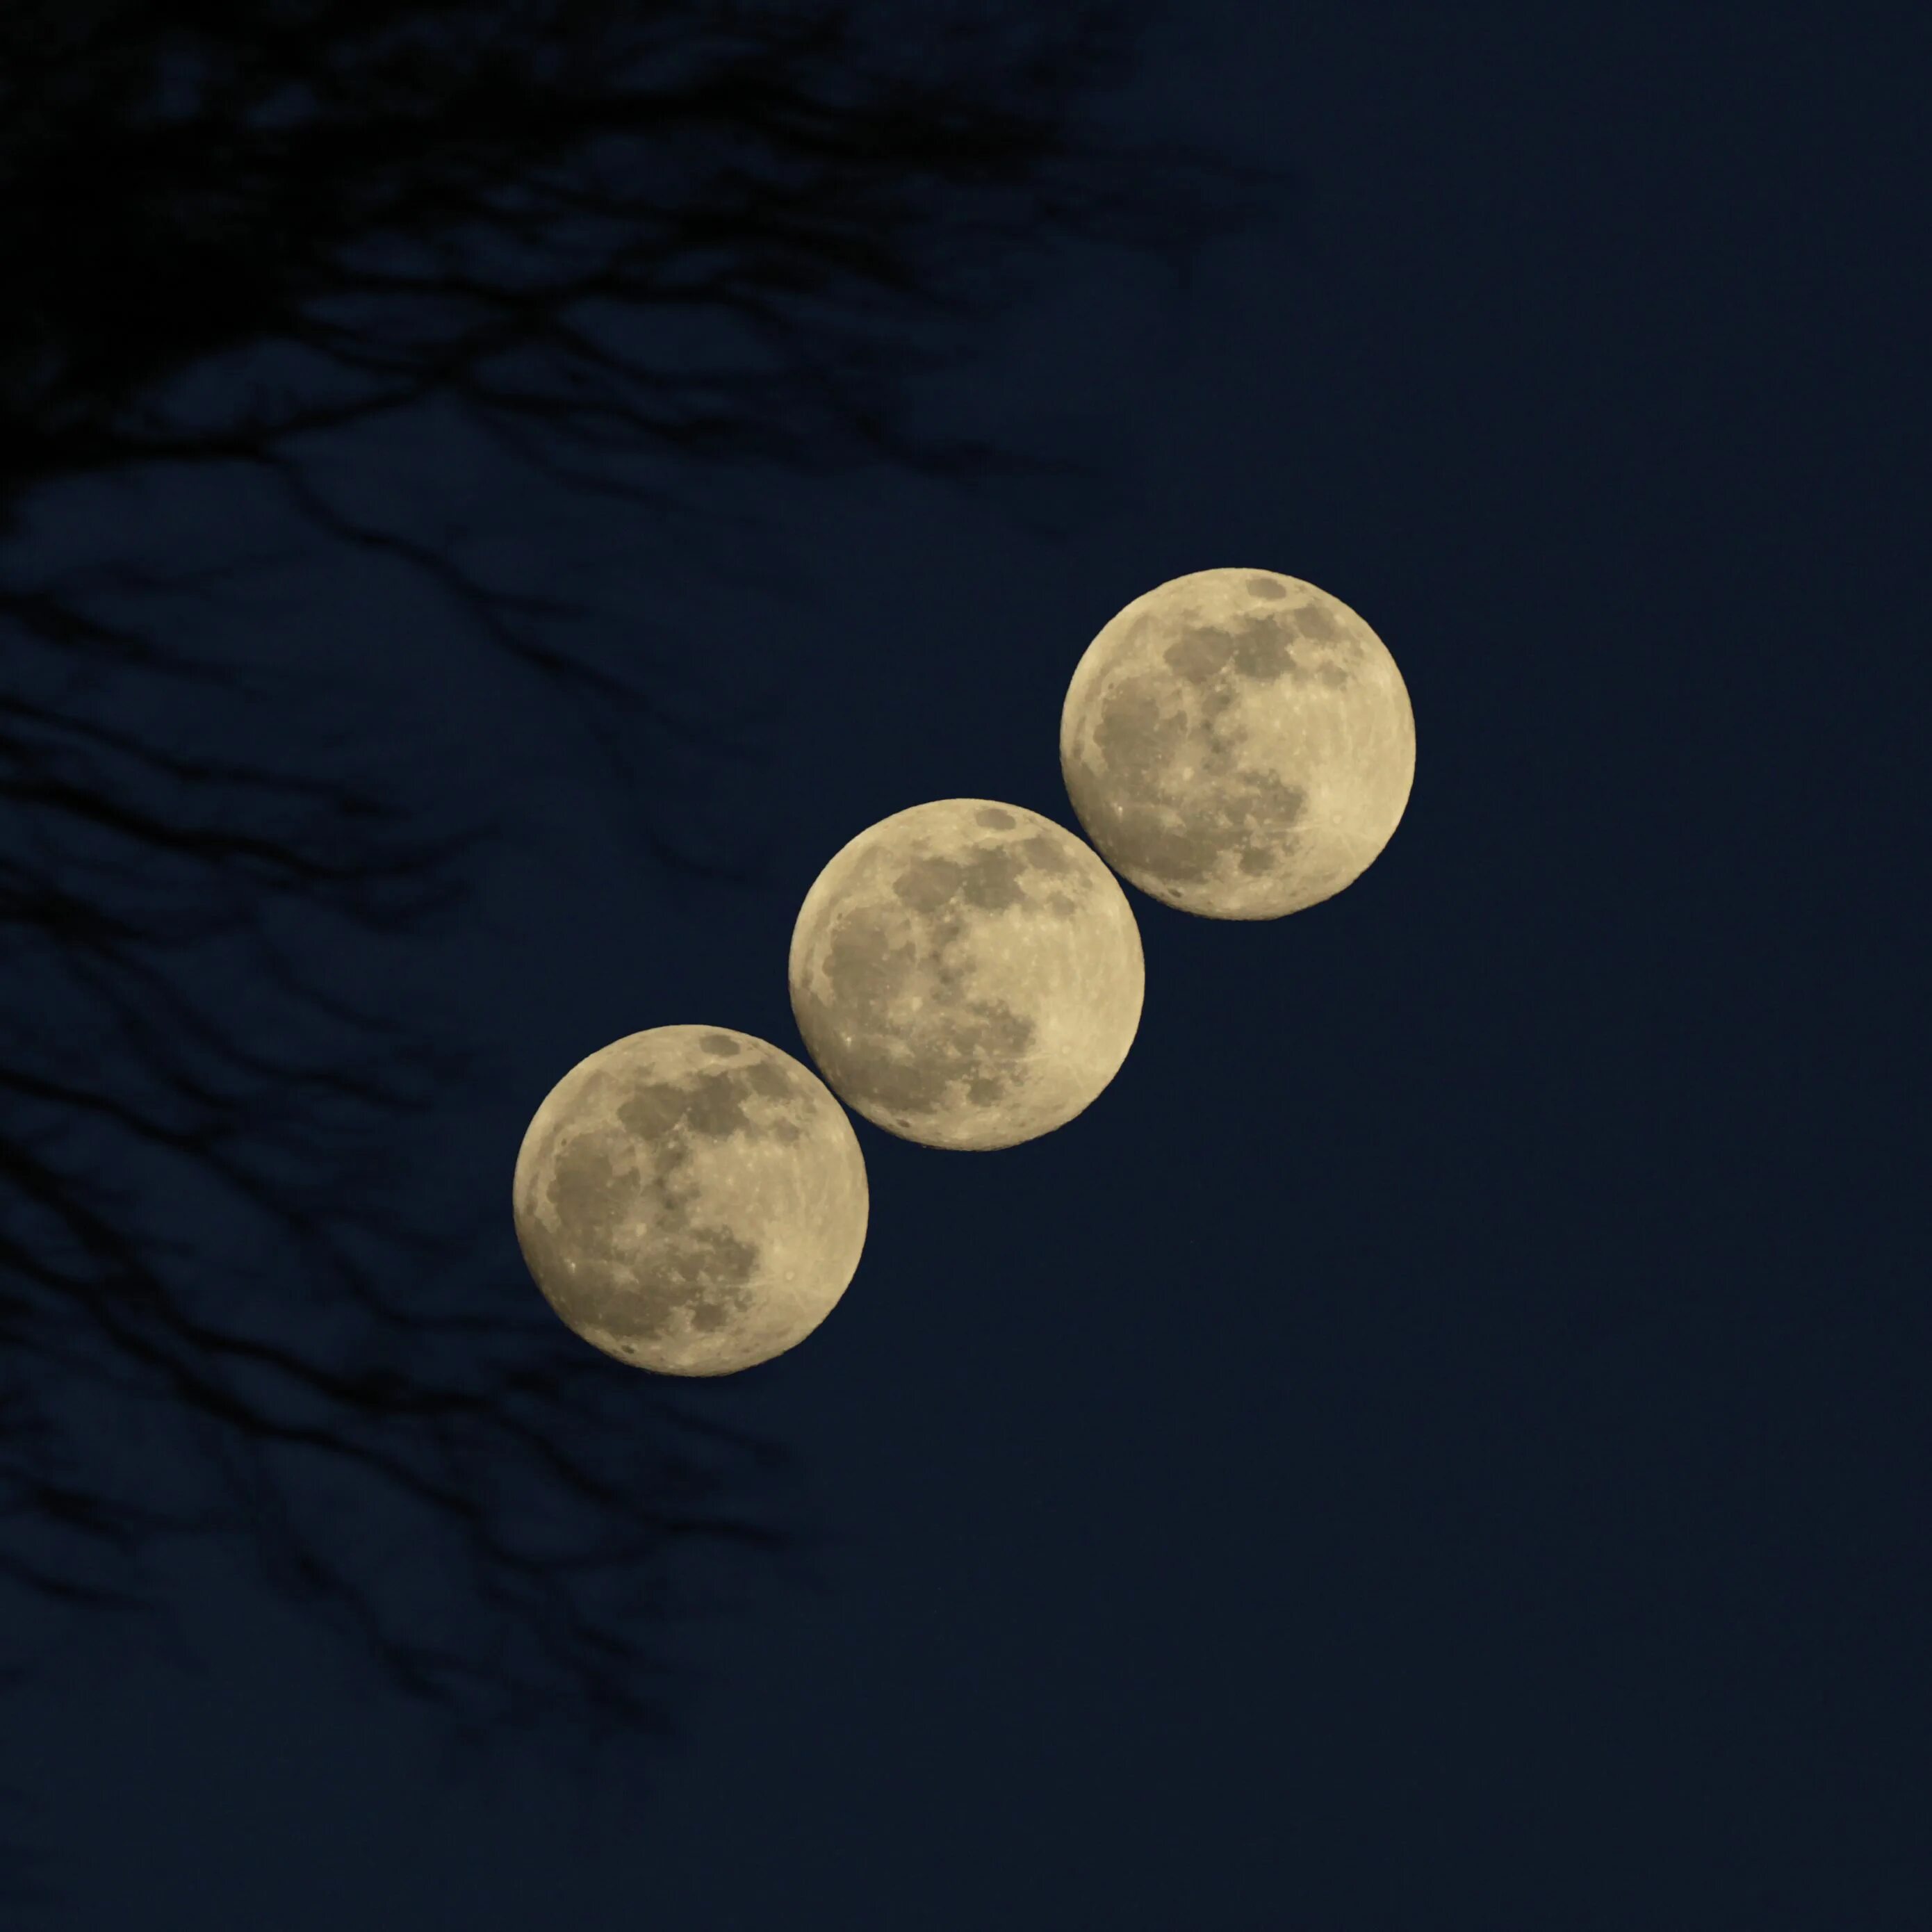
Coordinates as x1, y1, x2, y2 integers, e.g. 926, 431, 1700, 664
1061, 568, 1416, 919
788, 799, 1143, 1150
511, 1026, 867, 1375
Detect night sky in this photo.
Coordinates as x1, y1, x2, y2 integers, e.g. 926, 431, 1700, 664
6, 4, 1928, 1926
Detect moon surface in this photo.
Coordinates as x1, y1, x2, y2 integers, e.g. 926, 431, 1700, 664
511, 1026, 867, 1376
788, 799, 1143, 1150
1061, 568, 1416, 919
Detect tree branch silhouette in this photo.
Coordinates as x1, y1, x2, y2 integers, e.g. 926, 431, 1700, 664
0, 0, 1268, 1769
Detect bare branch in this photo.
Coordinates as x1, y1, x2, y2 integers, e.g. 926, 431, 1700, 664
0, 0, 1273, 1810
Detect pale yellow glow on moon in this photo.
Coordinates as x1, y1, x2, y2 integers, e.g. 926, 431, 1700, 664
1061, 568, 1416, 919
511, 1026, 867, 1375
787, 799, 1143, 1150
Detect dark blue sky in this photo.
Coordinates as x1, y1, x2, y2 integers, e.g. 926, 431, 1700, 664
6, 4, 1927, 1926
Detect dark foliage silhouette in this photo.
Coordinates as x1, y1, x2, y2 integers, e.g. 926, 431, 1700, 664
0, 0, 1263, 1776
